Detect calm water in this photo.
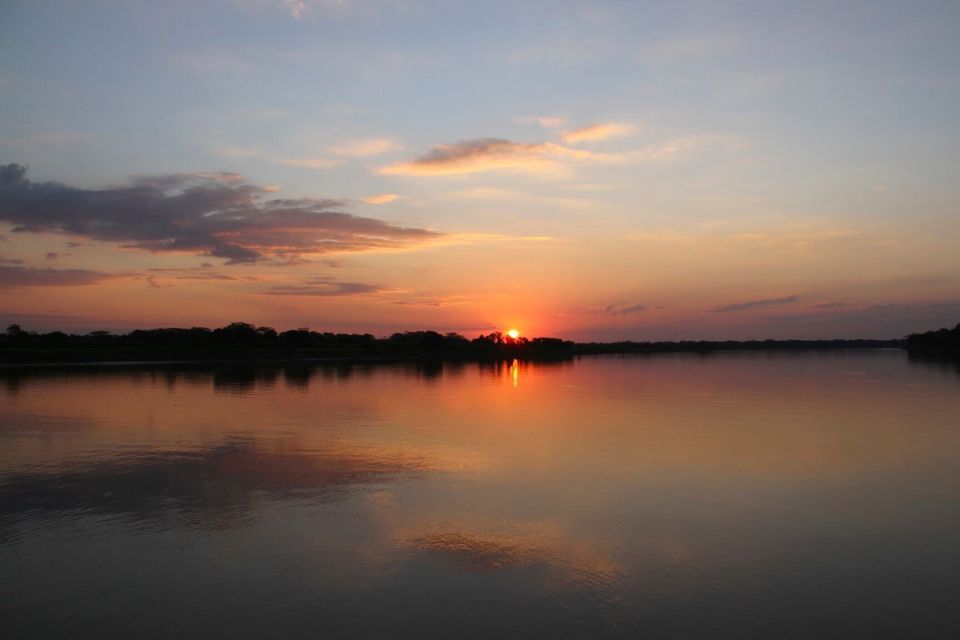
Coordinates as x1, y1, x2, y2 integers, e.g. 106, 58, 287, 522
2, 351, 959, 639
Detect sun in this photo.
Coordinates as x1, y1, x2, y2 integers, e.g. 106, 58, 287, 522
506, 329, 520, 340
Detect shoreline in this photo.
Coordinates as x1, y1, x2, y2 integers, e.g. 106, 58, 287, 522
0, 340, 909, 370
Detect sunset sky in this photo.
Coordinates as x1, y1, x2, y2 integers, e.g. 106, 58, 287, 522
1, 0, 958, 340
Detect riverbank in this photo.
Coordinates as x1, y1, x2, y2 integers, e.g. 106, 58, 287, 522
0, 338, 906, 367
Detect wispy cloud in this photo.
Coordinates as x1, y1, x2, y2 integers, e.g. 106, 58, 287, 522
381, 131, 708, 177
562, 122, 636, 144
329, 137, 399, 158
0, 265, 113, 289
270, 156, 341, 169
0, 163, 440, 264
279, 0, 309, 19
514, 115, 567, 129
258, 0, 353, 20
744, 300, 960, 339
709, 295, 798, 313
215, 146, 259, 158
604, 303, 649, 315
262, 278, 384, 297
143, 266, 256, 283
0, 131, 95, 150
389, 293, 468, 308
362, 193, 399, 205
214, 146, 340, 170
625, 136, 704, 162
445, 187, 517, 199
379, 138, 607, 176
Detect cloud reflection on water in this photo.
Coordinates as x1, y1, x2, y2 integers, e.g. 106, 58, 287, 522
0, 439, 433, 527
400, 521, 619, 584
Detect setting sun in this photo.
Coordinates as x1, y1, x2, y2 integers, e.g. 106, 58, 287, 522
2, 3, 960, 638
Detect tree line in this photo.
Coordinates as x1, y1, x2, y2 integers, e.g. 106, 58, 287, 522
1, 322, 578, 363
906, 323, 960, 356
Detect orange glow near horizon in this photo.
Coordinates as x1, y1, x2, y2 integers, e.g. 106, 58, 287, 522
2, 2, 960, 345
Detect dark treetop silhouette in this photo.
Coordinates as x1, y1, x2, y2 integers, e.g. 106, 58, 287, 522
906, 323, 960, 356
0, 321, 912, 366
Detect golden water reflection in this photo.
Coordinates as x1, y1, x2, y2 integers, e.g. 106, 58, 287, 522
2, 352, 960, 637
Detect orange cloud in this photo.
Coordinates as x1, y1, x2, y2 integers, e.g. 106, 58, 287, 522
379, 138, 605, 176
561, 122, 636, 144
362, 193, 399, 205
329, 137, 399, 157
271, 156, 340, 169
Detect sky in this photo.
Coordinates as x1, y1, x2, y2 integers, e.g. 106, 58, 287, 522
1, 0, 958, 340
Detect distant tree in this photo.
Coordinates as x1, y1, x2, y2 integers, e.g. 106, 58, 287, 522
214, 322, 260, 346
256, 326, 277, 340
279, 329, 314, 347
906, 322, 960, 354
530, 337, 570, 347
473, 331, 503, 344
388, 330, 446, 349
223, 322, 256, 333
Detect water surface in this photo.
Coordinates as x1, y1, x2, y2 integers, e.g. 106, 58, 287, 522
2, 351, 959, 638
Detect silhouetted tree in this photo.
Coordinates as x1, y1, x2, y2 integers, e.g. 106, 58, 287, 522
906, 323, 960, 355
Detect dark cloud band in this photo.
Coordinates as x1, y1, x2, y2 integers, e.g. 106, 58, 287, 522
0, 164, 440, 264
0, 265, 111, 288
709, 295, 798, 313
